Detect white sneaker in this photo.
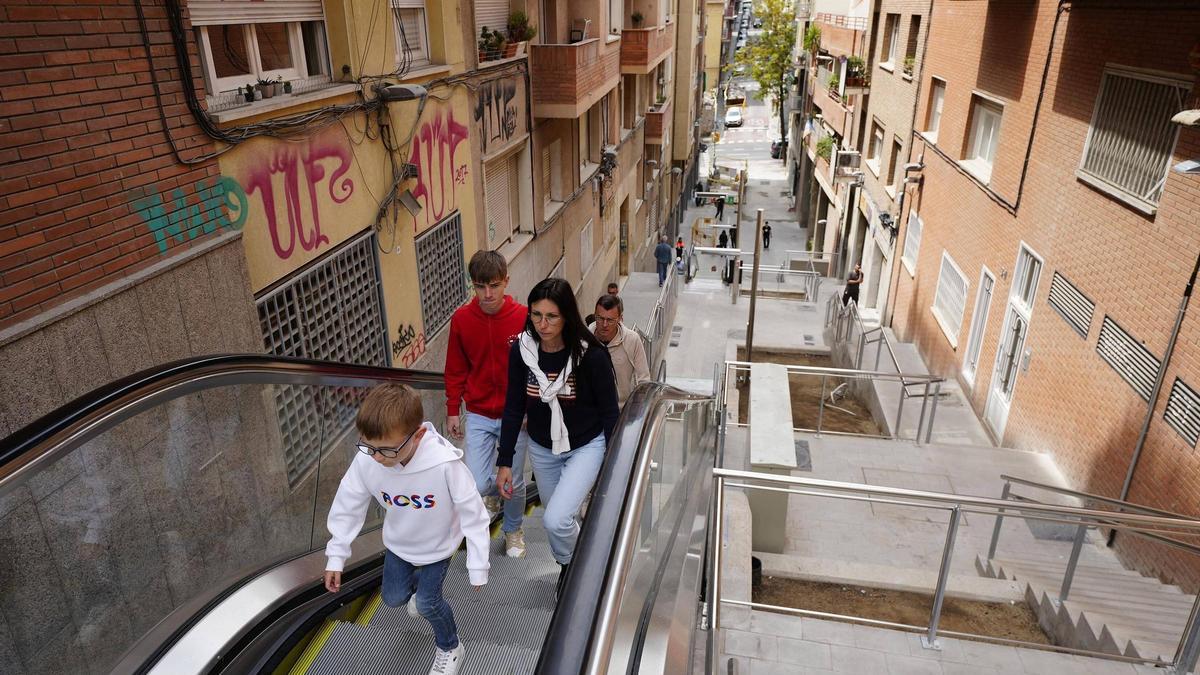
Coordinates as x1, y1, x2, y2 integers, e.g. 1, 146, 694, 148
429, 642, 464, 675
407, 597, 420, 619
504, 529, 526, 558
482, 495, 502, 518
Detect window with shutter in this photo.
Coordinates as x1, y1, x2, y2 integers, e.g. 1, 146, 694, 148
932, 251, 968, 346
542, 146, 552, 206
484, 154, 514, 246
901, 210, 922, 275
1079, 68, 1189, 213
393, 0, 431, 67
475, 0, 510, 37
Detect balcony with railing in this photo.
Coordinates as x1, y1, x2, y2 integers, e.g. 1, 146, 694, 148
530, 38, 622, 118
810, 78, 848, 137
621, 22, 675, 74
814, 12, 866, 59
645, 98, 672, 143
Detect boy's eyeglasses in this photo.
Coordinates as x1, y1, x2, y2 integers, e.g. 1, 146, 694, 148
357, 426, 420, 458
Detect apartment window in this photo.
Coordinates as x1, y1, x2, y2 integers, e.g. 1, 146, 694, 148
484, 152, 519, 247
1079, 68, 1190, 213
475, 0, 509, 37
880, 14, 899, 66
191, 0, 330, 95
393, 0, 431, 67
1012, 244, 1042, 312
622, 76, 638, 130
932, 251, 969, 346
904, 16, 920, 75
925, 79, 945, 142
964, 95, 1002, 183
579, 114, 591, 179
580, 220, 595, 279
886, 138, 903, 193
901, 210, 922, 275
609, 0, 623, 34
962, 268, 995, 385
867, 122, 884, 174
542, 139, 564, 214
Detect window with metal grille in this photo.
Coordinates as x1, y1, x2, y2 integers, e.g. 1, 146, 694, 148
256, 231, 389, 486
1165, 378, 1200, 447
1096, 316, 1161, 401
1079, 68, 1189, 213
931, 251, 968, 346
901, 210, 922, 274
1047, 271, 1095, 338
415, 212, 468, 336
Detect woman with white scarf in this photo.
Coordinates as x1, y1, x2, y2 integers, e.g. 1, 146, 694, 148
495, 278, 619, 592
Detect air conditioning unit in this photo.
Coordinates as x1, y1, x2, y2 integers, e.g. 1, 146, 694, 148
834, 149, 861, 169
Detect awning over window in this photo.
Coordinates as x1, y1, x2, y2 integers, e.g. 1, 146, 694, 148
188, 0, 325, 26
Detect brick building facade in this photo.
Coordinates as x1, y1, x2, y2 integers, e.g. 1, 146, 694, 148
887, 0, 1200, 586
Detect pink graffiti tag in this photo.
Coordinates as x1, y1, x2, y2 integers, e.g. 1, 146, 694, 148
407, 111, 470, 229
242, 142, 355, 259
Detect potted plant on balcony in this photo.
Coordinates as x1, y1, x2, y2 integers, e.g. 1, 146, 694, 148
827, 73, 840, 96
803, 24, 821, 54
846, 55, 868, 88
902, 55, 915, 76
816, 136, 833, 162
506, 11, 536, 56
632, 11, 644, 27
243, 84, 256, 103
256, 77, 275, 99
478, 27, 505, 62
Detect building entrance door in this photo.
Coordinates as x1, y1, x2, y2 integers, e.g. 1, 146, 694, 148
983, 245, 1042, 440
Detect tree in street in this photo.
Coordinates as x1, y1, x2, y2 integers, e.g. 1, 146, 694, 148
733, 0, 797, 144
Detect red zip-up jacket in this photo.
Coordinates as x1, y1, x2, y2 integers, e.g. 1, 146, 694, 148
444, 296, 528, 419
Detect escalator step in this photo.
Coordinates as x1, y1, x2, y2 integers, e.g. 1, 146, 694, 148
306, 621, 538, 675
369, 596, 552, 651
442, 568, 557, 611
288, 618, 340, 675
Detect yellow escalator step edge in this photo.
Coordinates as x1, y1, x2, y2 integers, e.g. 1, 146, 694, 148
289, 618, 339, 675
355, 589, 384, 627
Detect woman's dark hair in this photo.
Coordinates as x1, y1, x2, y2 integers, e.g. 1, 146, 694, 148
526, 277, 605, 367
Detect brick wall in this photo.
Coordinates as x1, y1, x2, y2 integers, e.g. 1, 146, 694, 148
888, 0, 1200, 587
0, 0, 226, 332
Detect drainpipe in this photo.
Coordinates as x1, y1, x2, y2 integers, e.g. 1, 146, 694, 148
1110, 249, 1200, 546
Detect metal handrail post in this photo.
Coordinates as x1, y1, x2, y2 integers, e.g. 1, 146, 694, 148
874, 337, 883, 371
915, 381, 931, 445
1058, 522, 1089, 605
709, 476, 726, 640
856, 332, 866, 370
816, 375, 827, 435
924, 381, 942, 444
923, 506, 962, 650
1170, 593, 1200, 674
986, 482, 1012, 559
895, 389, 905, 441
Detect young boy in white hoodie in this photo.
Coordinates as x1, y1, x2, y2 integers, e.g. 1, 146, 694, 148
323, 383, 490, 675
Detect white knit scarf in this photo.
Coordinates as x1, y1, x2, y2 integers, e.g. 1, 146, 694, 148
518, 332, 586, 455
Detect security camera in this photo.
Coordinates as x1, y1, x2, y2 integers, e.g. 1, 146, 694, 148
903, 162, 924, 172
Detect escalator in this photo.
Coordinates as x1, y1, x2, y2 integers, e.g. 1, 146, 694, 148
0, 355, 718, 675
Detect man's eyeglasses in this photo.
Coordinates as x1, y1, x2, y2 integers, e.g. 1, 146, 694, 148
593, 317, 620, 326
357, 426, 420, 458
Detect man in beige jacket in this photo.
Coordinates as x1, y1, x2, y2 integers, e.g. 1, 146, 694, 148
589, 294, 651, 406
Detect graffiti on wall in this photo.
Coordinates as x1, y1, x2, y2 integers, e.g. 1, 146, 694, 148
392, 322, 428, 367
473, 77, 523, 155
407, 110, 470, 230
240, 141, 355, 260
132, 176, 249, 255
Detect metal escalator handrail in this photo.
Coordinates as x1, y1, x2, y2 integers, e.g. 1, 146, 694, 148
0, 353, 444, 499
998, 473, 1196, 521
536, 381, 714, 674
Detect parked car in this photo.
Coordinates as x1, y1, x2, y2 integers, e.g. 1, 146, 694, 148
753, 18, 762, 28
770, 139, 786, 158
725, 107, 743, 127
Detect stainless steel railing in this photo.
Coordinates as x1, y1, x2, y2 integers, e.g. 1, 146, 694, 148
708, 468, 1200, 674
638, 265, 682, 371
987, 474, 1200, 605
825, 295, 936, 402
722, 359, 945, 444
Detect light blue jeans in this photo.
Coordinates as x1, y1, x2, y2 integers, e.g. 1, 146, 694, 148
464, 411, 528, 533
526, 433, 607, 564
380, 552, 458, 651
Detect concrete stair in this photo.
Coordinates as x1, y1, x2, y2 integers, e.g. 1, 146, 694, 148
977, 551, 1197, 666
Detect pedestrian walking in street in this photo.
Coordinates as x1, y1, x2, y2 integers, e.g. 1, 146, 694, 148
762, 223, 772, 250
714, 196, 725, 221
843, 263, 863, 307
589, 294, 650, 406
607, 282, 619, 296
718, 230, 729, 249
496, 278, 619, 597
654, 235, 672, 286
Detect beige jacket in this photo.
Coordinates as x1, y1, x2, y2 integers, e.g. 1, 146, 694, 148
589, 322, 651, 405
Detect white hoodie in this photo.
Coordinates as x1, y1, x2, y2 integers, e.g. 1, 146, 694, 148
325, 422, 491, 586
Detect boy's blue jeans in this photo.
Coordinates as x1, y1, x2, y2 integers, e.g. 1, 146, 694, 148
381, 551, 458, 651
526, 434, 606, 564
463, 411, 527, 533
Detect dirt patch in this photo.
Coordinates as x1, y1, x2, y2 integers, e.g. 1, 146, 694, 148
735, 349, 883, 436
755, 577, 1050, 644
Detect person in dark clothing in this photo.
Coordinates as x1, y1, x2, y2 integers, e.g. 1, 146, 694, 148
762, 223, 772, 249
675, 237, 685, 261
653, 235, 672, 286
714, 196, 725, 220
718, 230, 729, 248
495, 278, 619, 593
694, 182, 705, 207
843, 263, 863, 307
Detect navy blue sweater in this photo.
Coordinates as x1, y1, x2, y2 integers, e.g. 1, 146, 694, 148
497, 341, 620, 467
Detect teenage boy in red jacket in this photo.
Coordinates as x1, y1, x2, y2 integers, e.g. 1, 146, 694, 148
445, 250, 530, 557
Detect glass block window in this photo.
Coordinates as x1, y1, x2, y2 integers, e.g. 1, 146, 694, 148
257, 231, 388, 485
415, 212, 468, 336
